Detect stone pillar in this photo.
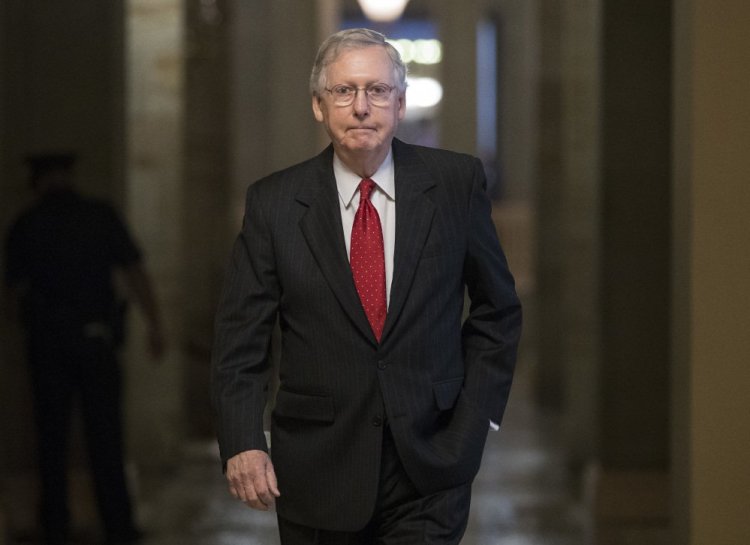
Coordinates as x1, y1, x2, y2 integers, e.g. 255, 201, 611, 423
267, 1, 328, 171
672, 1, 750, 543
228, 0, 272, 227
124, 0, 186, 465
488, 0, 538, 301
534, 0, 565, 412
534, 0, 602, 474
181, 0, 231, 439
436, 0, 478, 155
493, 0, 539, 202
559, 0, 601, 469
589, 1, 672, 542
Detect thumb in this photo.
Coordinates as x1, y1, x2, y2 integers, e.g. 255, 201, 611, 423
266, 459, 280, 497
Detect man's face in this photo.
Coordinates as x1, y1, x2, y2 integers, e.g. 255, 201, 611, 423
312, 46, 406, 159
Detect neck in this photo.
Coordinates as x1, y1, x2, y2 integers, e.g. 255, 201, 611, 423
334, 144, 391, 179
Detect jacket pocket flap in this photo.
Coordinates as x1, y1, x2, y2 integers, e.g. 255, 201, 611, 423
433, 377, 463, 411
274, 389, 335, 423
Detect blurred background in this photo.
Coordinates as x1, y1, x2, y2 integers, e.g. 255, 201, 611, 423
1, 0, 748, 544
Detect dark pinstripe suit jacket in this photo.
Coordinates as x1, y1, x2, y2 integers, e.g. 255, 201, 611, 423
211, 138, 522, 531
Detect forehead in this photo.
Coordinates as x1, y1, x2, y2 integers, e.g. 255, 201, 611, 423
326, 46, 394, 83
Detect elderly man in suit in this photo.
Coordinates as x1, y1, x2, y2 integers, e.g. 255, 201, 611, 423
211, 28, 522, 544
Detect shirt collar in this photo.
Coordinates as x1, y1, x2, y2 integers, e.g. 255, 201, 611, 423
334, 149, 395, 209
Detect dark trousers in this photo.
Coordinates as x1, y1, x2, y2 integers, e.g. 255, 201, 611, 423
28, 331, 137, 544
278, 426, 472, 545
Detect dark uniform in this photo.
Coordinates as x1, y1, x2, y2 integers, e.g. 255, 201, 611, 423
5, 187, 142, 544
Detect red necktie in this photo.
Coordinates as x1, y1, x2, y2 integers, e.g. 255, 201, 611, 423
350, 178, 387, 342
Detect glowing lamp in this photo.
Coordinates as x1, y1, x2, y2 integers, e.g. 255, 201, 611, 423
357, 0, 410, 23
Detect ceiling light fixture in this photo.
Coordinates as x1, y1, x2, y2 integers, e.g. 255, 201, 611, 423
357, 0, 410, 23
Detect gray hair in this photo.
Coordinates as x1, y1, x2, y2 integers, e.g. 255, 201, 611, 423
309, 28, 407, 96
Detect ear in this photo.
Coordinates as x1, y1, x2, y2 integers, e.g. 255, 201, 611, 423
397, 92, 406, 121
312, 95, 325, 123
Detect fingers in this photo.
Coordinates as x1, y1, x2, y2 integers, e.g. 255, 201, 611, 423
226, 450, 280, 511
266, 460, 280, 498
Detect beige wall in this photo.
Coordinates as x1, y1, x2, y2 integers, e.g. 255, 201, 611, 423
673, 0, 750, 543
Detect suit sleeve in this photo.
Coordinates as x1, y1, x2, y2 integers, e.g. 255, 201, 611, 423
461, 158, 523, 426
211, 183, 280, 466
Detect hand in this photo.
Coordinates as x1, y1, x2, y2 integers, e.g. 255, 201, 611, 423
226, 449, 280, 511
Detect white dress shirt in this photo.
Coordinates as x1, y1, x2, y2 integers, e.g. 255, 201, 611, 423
334, 150, 396, 308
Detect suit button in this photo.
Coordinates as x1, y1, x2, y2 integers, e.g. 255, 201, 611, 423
372, 416, 383, 427
377, 360, 387, 370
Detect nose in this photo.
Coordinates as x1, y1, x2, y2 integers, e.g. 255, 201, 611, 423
352, 88, 370, 117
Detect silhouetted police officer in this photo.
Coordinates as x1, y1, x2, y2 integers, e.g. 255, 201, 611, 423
4, 153, 164, 545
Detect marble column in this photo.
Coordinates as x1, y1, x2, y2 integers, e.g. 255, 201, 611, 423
436, 0, 478, 155
534, 0, 566, 413
672, 0, 750, 542
493, 0, 539, 202
559, 0, 601, 470
534, 0, 602, 473
228, 0, 327, 233
589, 1, 672, 542
124, 0, 186, 464
181, 0, 231, 439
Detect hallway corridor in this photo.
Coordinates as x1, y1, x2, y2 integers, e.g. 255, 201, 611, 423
124, 362, 584, 545
2, 201, 589, 545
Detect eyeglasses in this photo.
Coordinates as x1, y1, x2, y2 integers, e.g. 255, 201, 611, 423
324, 83, 396, 106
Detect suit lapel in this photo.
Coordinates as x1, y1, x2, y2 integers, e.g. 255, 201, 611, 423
382, 140, 437, 342
296, 147, 376, 343
297, 142, 438, 346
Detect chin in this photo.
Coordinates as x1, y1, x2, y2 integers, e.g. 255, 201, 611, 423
353, 141, 379, 151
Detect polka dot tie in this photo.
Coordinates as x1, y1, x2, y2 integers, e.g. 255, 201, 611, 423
350, 178, 386, 342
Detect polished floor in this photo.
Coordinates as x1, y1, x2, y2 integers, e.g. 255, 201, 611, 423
7, 284, 586, 543
7, 203, 587, 545
8, 363, 583, 545
127, 363, 584, 545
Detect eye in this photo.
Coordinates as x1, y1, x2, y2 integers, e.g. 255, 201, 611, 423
331, 85, 354, 96
368, 84, 390, 98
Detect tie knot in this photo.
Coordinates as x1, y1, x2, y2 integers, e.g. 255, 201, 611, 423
359, 178, 376, 202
